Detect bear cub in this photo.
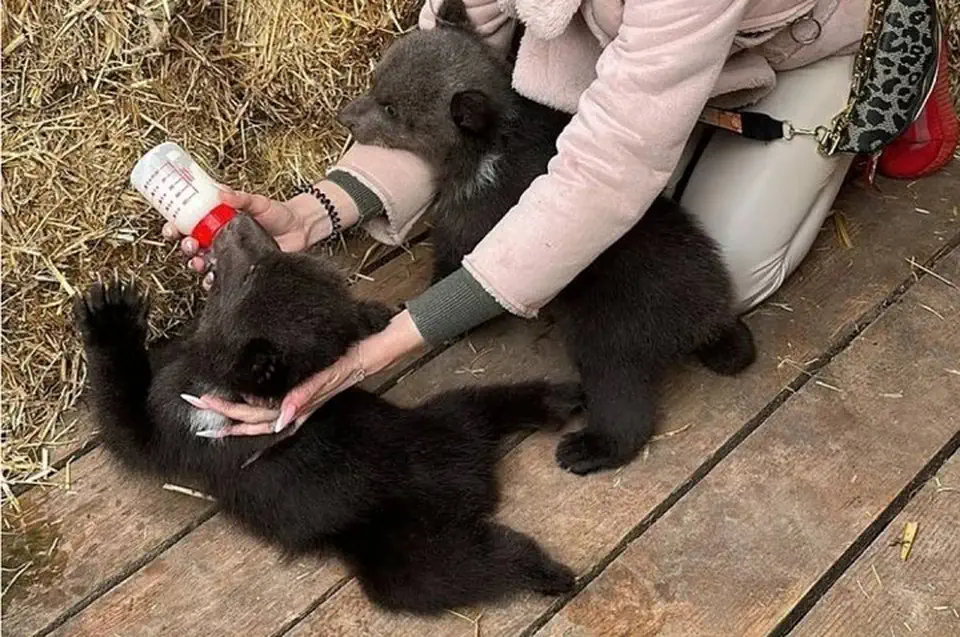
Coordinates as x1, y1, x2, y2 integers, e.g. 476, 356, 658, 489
338, 0, 757, 476
74, 214, 578, 613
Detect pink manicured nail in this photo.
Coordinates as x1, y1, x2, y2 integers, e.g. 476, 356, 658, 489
274, 404, 296, 433
180, 393, 208, 409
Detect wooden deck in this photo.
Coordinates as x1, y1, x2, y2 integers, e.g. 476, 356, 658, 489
4, 170, 959, 637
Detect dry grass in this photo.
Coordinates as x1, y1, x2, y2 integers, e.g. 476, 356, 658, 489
1, 0, 421, 501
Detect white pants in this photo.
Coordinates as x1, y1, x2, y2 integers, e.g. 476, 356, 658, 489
665, 55, 856, 312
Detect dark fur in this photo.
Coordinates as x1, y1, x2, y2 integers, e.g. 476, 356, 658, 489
74, 214, 578, 613
339, 0, 757, 475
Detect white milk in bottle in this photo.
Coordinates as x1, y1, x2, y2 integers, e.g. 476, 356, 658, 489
130, 142, 236, 248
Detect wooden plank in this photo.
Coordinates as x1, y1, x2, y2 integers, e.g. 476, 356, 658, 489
285, 176, 960, 636
790, 454, 960, 637
321, 225, 418, 275
48, 516, 347, 637
2, 247, 434, 637
1, 449, 214, 637
536, 250, 960, 637
349, 241, 433, 313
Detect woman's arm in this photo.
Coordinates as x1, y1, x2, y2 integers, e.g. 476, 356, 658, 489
405, 0, 752, 345
205, 0, 757, 433
170, 148, 436, 276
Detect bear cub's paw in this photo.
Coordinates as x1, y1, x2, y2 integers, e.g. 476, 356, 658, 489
555, 430, 632, 476
73, 278, 149, 347
695, 318, 757, 376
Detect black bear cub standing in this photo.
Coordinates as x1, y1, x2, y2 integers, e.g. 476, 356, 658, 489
338, 0, 757, 476
75, 214, 577, 613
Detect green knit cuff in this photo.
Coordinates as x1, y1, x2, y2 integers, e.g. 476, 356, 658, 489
406, 267, 505, 346
325, 169, 384, 224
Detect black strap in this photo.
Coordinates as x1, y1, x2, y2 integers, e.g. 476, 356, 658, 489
670, 126, 715, 202
698, 106, 786, 141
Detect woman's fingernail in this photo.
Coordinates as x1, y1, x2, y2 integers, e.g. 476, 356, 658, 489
195, 429, 222, 439
180, 393, 208, 409
274, 404, 296, 433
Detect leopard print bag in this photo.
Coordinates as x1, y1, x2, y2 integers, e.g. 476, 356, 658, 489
698, 0, 941, 157
822, 0, 940, 155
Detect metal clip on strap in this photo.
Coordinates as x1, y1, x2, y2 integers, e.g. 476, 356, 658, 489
699, 107, 835, 154
782, 121, 830, 144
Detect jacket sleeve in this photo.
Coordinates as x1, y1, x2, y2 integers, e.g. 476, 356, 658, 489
461, 0, 751, 317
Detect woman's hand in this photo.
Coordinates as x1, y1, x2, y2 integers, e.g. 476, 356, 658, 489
187, 310, 426, 437
164, 188, 334, 288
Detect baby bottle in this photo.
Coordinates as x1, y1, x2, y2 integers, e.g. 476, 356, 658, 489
130, 142, 236, 248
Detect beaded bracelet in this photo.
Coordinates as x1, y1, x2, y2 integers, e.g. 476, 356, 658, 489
294, 184, 342, 246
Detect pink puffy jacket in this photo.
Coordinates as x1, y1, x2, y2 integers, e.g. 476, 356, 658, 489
359, 0, 868, 317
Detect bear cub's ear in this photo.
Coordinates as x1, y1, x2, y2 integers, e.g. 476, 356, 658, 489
451, 90, 495, 135
436, 0, 471, 29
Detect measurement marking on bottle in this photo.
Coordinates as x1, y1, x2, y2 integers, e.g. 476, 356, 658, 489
142, 161, 200, 222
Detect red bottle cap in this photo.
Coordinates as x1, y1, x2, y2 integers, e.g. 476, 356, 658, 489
191, 203, 236, 249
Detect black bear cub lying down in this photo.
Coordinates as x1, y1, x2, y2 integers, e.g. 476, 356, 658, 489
338, 0, 757, 476
74, 214, 578, 613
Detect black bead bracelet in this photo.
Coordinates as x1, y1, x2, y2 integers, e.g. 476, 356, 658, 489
294, 184, 342, 246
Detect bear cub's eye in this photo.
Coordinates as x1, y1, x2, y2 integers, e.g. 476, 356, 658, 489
384, 104, 397, 118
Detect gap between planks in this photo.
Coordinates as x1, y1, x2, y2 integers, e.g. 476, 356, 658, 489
769, 437, 960, 637
490, 234, 960, 637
